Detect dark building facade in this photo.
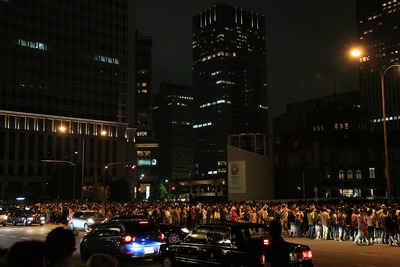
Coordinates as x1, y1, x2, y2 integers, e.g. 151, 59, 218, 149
0, 0, 136, 200
273, 92, 385, 199
134, 32, 159, 199
153, 82, 194, 186
356, 0, 400, 197
192, 3, 268, 178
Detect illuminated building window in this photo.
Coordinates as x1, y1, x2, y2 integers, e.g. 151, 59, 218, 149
16, 39, 48, 51
356, 170, 362, 179
369, 167, 375, 179
142, 83, 147, 87
347, 170, 353, 179
345, 123, 349, 129
137, 131, 147, 137
335, 123, 339, 130
339, 170, 344, 179
94, 55, 120, 65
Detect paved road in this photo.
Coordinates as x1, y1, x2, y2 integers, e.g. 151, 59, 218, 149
1, 225, 400, 267
286, 236, 400, 267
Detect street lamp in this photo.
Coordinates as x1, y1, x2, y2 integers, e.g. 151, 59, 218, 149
351, 49, 400, 205
102, 162, 130, 215
59, 125, 107, 200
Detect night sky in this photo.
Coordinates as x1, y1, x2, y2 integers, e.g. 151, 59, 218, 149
136, 0, 359, 130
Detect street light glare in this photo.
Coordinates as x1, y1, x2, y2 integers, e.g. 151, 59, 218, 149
351, 49, 362, 57
59, 126, 67, 133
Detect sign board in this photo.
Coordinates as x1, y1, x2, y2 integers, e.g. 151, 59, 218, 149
228, 161, 246, 194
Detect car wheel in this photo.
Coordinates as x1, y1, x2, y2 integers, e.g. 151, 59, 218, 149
80, 244, 89, 260
167, 233, 180, 243
2, 223, 6, 227
163, 256, 175, 267
83, 223, 89, 232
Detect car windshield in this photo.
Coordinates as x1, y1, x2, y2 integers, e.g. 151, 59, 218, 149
124, 221, 159, 233
85, 212, 103, 218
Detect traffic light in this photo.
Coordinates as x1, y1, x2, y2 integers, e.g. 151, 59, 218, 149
137, 186, 142, 193
171, 185, 176, 192
126, 164, 137, 170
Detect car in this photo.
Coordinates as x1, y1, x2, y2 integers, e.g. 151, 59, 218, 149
104, 215, 190, 243
0, 210, 7, 226
8, 209, 45, 226
158, 222, 313, 267
69, 211, 105, 232
80, 219, 165, 260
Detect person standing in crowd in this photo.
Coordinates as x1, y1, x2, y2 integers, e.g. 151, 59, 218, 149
230, 206, 238, 222
380, 209, 388, 244
264, 219, 292, 267
354, 208, 371, 245
44, 227, 77, 267
6, 240, 44, 267
320, 207, 331, 240
366, 209, 376, 243
386, 210, 399, 246
306, 208, 316, 239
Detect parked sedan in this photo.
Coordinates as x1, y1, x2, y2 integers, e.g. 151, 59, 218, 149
69, 211, 105, 232
158, 222, 313, 267
8, 209, 45, 226
80, 219, 165, 260
105, 215, 190, 243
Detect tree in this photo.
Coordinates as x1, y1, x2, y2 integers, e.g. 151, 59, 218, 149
158, 182, 169, 200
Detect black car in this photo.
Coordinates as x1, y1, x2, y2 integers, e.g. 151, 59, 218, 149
104, 215, 190, 243
8, 209, 45, 226
158, 222, 313, 267
80, 219, 165, 260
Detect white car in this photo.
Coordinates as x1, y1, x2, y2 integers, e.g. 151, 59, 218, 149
68, 211, 105, 232
0, 210, 7, 226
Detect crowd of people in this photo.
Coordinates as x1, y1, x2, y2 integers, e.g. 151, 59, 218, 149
0, 198, 400, 266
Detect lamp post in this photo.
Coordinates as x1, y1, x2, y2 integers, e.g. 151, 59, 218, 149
41, 160, 76, 201
102, 162, 130, 215
378, 64, 400, 206
351, 49, 400, 206
59, 126, 107, 200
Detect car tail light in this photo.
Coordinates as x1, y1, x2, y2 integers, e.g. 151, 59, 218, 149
139, 221, 148, 224
263, 238, 270, 246
261, 254, 266, 265
298, 250, 312, 260
158, 233, 165, 241
123, 235, 136, 243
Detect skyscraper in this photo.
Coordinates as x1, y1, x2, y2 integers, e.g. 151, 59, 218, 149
192, 3, 268, 178
356, 0, 400, 132
0, 0, 136, 200
153, 82, 194, 182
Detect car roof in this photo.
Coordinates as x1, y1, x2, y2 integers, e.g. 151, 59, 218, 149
199, 222, 269, 229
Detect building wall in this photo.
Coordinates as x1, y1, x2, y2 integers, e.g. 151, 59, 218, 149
227, 142, 274, 202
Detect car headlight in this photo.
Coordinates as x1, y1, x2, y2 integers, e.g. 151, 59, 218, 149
40, 216, 45, 220
87, 218, 94, 224
181, 228, 190, 234
27, 217, 33, 221
4, 216, 7, 220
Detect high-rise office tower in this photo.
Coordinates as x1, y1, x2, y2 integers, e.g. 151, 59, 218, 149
0, 0, 136, 199
192, 4, 268, 177
153, 82, 194, 182
356, 0, 400, 132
